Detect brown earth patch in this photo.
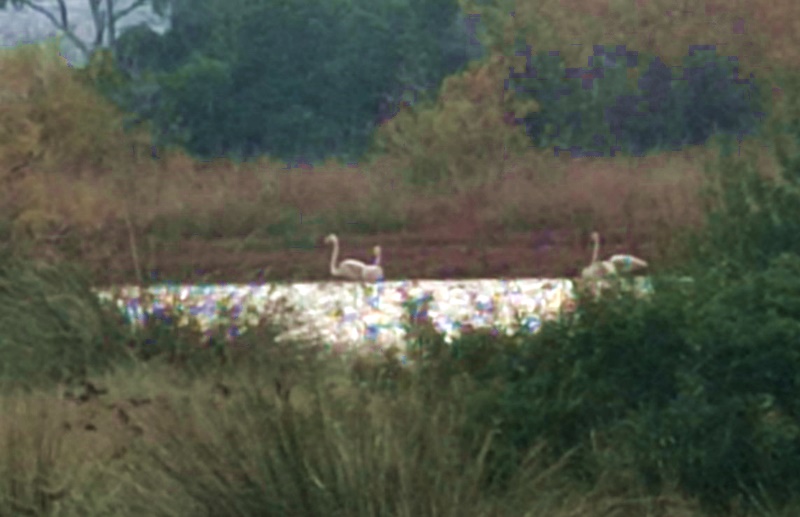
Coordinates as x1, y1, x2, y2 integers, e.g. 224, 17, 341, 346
80, 222, 661, 288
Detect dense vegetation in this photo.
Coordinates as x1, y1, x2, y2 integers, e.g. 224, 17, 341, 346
1, 0, 800, 514
3, 142, 800, 513
108, 0, 476, 162
93, 0, 764, 165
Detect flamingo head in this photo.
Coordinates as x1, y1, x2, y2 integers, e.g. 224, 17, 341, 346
590, 231, 600, 244
324, 234, 337, 244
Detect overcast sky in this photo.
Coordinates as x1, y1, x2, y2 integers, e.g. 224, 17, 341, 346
0, 0, 169, 65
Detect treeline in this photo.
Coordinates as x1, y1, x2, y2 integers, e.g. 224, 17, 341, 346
105, 0, 477, 163
76, 0, 769, 169
516, 46, 764, 157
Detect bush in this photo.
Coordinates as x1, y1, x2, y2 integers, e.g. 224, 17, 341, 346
370, 54, 538, 189
519, 46, 764, 157
422, 256, 800, 513
615, 49, 763, 155
120, 339, 533, 516
0, 40, 147, 176
491, 286, 688, 484
383, 282, 690, 492
520, 47, 633, 154
687, 71, 800, 276
0, 250, 133, 391
620, 253, 800, 514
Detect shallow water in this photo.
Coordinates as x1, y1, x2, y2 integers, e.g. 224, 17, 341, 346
93, 277, 654, 360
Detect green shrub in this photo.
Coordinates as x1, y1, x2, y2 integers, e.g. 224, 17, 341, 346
370, 54, 538, 190
519, 46, 765, 157
688, 70, 800, 277
428, 257, 800, 513
620, 253, 800, 514
474, 284, 690, 487
0, 250, 133, 391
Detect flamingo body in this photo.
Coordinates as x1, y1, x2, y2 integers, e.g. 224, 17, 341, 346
607, 254, 648, 273
325, 234, 384, 282
582, 232, 648, 279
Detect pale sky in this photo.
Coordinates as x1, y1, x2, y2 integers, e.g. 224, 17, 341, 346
0, 0, 169, 65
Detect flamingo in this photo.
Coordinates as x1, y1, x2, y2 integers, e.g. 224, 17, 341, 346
324, 234, 384, 282
581, 231, 648, 279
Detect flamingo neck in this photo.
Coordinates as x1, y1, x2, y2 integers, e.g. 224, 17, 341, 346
591, 236, 599, 264
329, 239, 340, 275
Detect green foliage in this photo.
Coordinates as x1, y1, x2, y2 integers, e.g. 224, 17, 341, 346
391, 256, 800, 513
687, 79, 800, 277
382, 0, 474, 91
678, 51, 763, 145
326, 196, 410, 235
453, 1, 768, 157
614, 49, 764, 155
606, 53, 687, 155
110, 0, 769, 164
447, 284, 690, 490
261, 207, 323, 248
517, 46, 765, 157
370, 55, 539, 189
117, 341, 560, 517
108, 0, 474, 163
621, 253, 800, 514
3, 255, 800, 513
763, 69, 800, 179
515, 47, 631, 153
115, 23, 176, 77
0, 250, 132, 391
154, 54, 234, 155
588, 80, 800, 514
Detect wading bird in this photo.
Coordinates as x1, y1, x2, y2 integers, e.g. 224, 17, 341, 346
325, 234, 384, 282
581, 231, 648, 279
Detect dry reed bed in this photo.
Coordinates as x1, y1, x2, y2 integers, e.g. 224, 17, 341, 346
22, 142, 729, 244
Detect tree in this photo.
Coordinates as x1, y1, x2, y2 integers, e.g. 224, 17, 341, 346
0, 0, 171, 61
370, 54, 539, 188
107, 0, 475, 162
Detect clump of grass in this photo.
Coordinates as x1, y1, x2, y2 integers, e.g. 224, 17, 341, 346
0, 249, 134, 392
116, 333, 687, 517
0, 396, 71, 515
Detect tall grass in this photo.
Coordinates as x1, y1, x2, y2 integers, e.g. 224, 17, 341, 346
0, 39, 758, 285
0, 248, 133, 392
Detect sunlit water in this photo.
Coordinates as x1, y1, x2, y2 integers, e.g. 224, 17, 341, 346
93, 277, 656, 362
